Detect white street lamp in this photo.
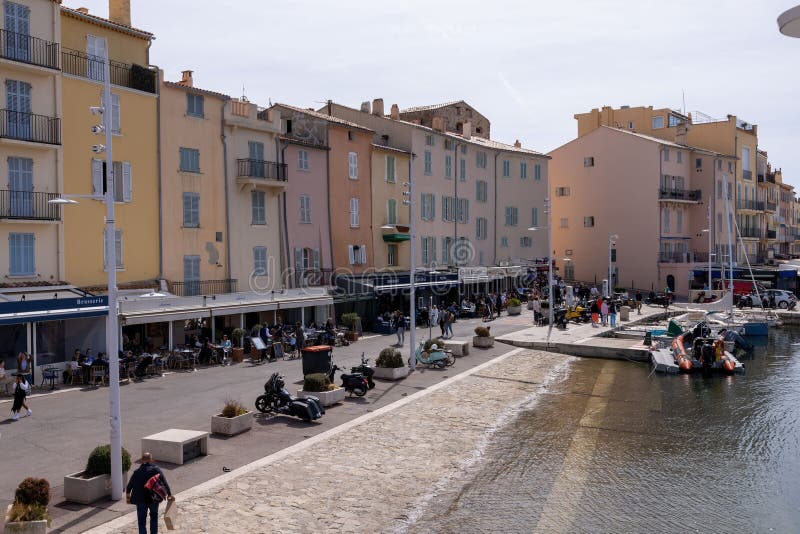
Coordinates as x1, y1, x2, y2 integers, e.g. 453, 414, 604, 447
608, 234, 618, 297
529, 202, 553, 338
778, 5, 800, 37
402, 163, 416, 370
700, 228, 712, 291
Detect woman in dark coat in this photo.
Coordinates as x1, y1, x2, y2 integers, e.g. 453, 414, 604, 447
10, 373, 30, 420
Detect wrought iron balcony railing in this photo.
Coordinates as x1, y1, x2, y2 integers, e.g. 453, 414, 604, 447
736, 200, 764, 211
236, 159, 288, 181
739, 227, 761, 238
293, 268, 335, 288
0, 110, 60, 144
168, 279, 238, 297
61, 48, 156, 94
658, 188, 701, 201
0, 29, 60, 69
0, 190, 61, 220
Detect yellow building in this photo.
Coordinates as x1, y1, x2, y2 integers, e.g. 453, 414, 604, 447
59, 2, 159, 288
371, 144, 410, 270
159, 70, 230, 295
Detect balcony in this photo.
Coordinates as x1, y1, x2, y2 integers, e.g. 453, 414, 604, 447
0, 29, 60, 70
765, 229, 777, 240
61, 48, 156, 94
0, 110, 60, 145
658, 188, 702, 202
757, 172, 776, 185
766, 201, 777, 212
168, 279, 238, 297
236, 159, 287, 189
658, 250, 698, 263
293, 268, 335, 288
739, 227, 761, 238
0, 190, 61, 221
736, 199, 764, 211
742, 170, 752, 180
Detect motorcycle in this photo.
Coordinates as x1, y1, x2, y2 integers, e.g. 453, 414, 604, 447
328, 363, 370, 397
564, 305, 590, 324
350, 352, 375, 389
255, 372, 324, 422
414, 340, 456, 368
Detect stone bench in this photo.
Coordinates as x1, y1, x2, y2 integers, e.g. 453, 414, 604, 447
443, 338, 469, 357
141, 429, 209, 465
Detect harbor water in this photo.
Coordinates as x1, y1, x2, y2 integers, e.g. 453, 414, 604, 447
407, 328, 800, 533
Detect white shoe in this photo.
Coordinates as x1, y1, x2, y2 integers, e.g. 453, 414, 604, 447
11, 412, 19, 421
25, 409, 31, 417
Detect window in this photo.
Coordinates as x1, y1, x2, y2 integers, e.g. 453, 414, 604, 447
102, 229, 123, 270
476, 151, 487, 169
583, 216, 594, 227
677, 209, 683, 233
728, 162, 733, 173
385, 155, 396, 183
677, 151, 683, 164
520, 162, 527, 179
457, 198, 469, 223
664, 209, 670, 233
717, 213, 723, 230
186, 93, 204, 118
424, 150, 432, 175
251, 191, 265, 225
476, 180, 488, 203
421, 236, 437, 264
504, 206, 518, 226
386, 198, 397, 225
565, 262, 575, 279
717, 180, 722, 199
298, 150, 309, 171
348, 244, 367, 265
4, 2, 30, 61
442, 196, 456, 222
531, 207, 538, 227
534, 164, 542, 181
555, 187, 570, 197
183, 255, 201, 296
348, 152, 358, 179
442, 237, 453, 265
560, 217, 568, 228
663, 149, 670, 162
8, 157, 33, 217
300, 194, 311, 223
179, 147, 200, 173
741, 147, 751, 178
668, 114, 682, 127
628, 121, 634, 129
652, 116, 665, 129
387, 244, 398, 266
502, 160, 510, 177
727, 182, 732, 200
444, 139, 453, 150
253, 246, 267, 275
101, 92, 121, 134
445, 155, 452, 178
425, 134, 434, 146
461, 145, 467, 155
696, 158, 703, 170
92, 160, 131, 202
347, 131, 354, 141
8, 232, 34, 275
584, 157, 594, 167
421, 193, 435, 220
500, 236, 508, 248
476, 217, 488, 240
459, 158, 466, 181
716, 160, 722, 171
86, 35, 106, 81
349, 197, 359, 227
520, 236, 533, 248
182, 192, 200, 227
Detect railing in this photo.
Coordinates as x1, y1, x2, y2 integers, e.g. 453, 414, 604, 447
739, 227, 761, 238
236, 159, 288, 181
0, 190, 61, 220
293, 268, 335, 288
658, 251, 695, 263
0, 110, 60, 144
168, 279, 238, 297
736, 200, 764, 211
766, 202, 777, 212
767, 172, 776, 183
742, 170, 753, 180
61, 48, 156, 94
0, 29, 60, 69
758, 173, 765, 183
765, 229, 777, 239
658, 188, 702, 201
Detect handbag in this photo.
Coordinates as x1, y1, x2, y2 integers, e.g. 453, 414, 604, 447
144, 472, 168, 503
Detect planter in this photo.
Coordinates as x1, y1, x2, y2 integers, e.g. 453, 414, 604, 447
297, 387, 345, 407
473, 336, 495, 349
63, 470, 129, 505
373, 366, 410, 380
507, 305, 522, 316
231, 347, 244, 363
4, 520, 48, 534
346, 332, 359, 342
211, 410, 254, 436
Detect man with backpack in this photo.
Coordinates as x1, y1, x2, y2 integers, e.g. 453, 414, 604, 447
127, 452, 174, 534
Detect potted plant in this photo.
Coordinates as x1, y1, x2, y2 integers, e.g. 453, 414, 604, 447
231, 328, 246, 363
63, 445, 132, 505
506, 298, 522, 315
373, 348, 410, 380
473, 326, 494, 348
423, 338, 445, 351
211, 398, 253, 436
5, 478, 50, 533
297, 373, 344, 407
341, 313, 360, 341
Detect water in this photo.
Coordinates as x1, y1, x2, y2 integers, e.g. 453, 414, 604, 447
408, 328, 800, 533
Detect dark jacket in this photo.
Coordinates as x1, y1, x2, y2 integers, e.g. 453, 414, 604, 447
126, 463, 172, 505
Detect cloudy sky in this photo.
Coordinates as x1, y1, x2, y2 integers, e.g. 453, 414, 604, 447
69, 0, 800, 187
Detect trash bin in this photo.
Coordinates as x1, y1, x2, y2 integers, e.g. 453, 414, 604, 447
619, 306, 631, 321
301, 345, 333, 376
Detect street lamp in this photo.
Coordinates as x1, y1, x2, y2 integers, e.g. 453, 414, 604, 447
47, 43, 123, 501
700, 229, 712, 290
402, 157, 416, 370
529, 198, 553, 338
778, 5, 800, 37
608, 234, 618, 297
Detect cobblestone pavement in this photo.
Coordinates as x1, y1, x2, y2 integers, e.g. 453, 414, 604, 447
98, 348, 571, 533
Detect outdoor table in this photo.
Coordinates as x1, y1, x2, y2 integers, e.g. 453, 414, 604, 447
42, 367, 59, 389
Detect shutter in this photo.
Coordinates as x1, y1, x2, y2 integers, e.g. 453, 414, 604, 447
360, 244, 367, 265
430, 194, 435, 220
442, 196, 446, 221
294, 248, 303, 271
122, 162, 132, 201
92, 159, 103, 196
313, 248, 320, 269
348, 245, 355, 265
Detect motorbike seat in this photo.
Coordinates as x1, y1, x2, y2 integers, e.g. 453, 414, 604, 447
340, 372, 363, 381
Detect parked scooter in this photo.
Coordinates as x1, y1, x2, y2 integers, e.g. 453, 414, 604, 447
328, 364, 369, 397
255, 373, 324, 422
414, 340, 456, 368
350, 352, 375, 389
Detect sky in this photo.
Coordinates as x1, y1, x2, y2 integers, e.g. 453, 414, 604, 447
67, 0, 800, 188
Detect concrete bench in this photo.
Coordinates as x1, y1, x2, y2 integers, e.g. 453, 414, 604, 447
141, 429, 209, 465
443, 338, 469, 357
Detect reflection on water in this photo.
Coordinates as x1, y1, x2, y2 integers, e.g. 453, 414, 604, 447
409, 328, 800, 533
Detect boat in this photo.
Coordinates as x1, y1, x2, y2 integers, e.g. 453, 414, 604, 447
650, 322, 745, 374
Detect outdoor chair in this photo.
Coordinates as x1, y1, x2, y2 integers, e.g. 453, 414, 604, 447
68, 362, 84, 385
90, 365, 106, 386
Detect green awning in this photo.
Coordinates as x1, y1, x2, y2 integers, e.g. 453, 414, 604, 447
382, 233, 410, 243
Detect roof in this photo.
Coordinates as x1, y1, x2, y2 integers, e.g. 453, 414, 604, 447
400, 100, 464, 113
600, 126, 735, 158
271, 103, 374, 133
372, 143, 411, 155
163, 81, 229, 100
61, 6, 154, 40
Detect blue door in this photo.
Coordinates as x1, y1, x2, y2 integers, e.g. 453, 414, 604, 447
8, 157, 33, 217
6, 80, 32, 139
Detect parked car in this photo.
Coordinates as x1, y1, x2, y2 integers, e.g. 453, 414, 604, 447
738, 289, 797, 309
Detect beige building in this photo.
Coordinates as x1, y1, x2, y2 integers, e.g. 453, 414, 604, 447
371, 144, 410, 270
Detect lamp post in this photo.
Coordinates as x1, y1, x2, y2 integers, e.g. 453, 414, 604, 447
608, 234, 618, 297
402, 155, 416, 370
700, 228, 712, 290
529, 197, 553, 339
49, 44, 123, 500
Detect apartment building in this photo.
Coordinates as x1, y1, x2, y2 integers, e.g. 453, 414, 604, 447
371, 144, 410, 271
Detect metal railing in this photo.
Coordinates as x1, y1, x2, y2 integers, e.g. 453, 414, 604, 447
742, 170, 752, 180
0, 29, 60, 69
658, 188, 701, 201
293, 268, 335, 288
736, 200, 764, 211
168, 279, 238, 297
236, 159, 288, 181
765, 229, 777, 239
739, 227, 761, 238
61, 48, 156, 94
658, 251, 696, 263
766, 202, 777, 212
0, 110, 60, 144
0, 190, 61, 220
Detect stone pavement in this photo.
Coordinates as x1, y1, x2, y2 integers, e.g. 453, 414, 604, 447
89, 348, 571, 534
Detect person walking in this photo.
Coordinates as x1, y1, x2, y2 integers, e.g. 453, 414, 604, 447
609, 299, 618, 327
395, 310, 406, 346
600, 298, 609, 327
430, 305, 439, 328
438, 307, 446, 337
590, 299, 599, 328
635, 290, 643, 315
10, 373, 31, 420
444, 309, 454, 338
17, 352, 32, 387
127, 452, 174, 534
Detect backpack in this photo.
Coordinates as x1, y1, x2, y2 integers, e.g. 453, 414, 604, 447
144, 472, 168, 503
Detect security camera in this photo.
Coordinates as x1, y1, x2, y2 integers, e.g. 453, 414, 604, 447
89, 106, 105, 115
91, 125, 105, 134
91, 144, 106, 154
402, 191, 410, 196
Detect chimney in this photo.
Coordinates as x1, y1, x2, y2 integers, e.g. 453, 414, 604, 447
390, 104, 399, 120
108, 0, 131, 26
179, 70, 193, 87
432, 116, 445, 132
76, 7, 89, 13
514, 139, 521, 148
372, 98, 384, 117
360, 101, 371, 113
463, 120, 472, 140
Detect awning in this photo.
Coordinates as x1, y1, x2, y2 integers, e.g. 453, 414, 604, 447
382, 233, 411, 243
209, 302, 278, 316
373, 280, 460, 292
0, 296, 109, 326
122, 308, 211, 325
0, 306, 107, 326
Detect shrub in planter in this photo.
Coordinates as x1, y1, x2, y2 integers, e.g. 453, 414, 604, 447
64, 445, 132, 505
231, 328, 246, 348
85, 445, 132, 478
376, 348, 404, 368
221, 398, 248, 418
341, 313, 359, 328
212, 398, 253, 436
14, 479, 50, 508
508, 298, 522, 308
473, 325, 494, 348
474, 326, 491, 337
6, 478, 51, 530
302, 373, 335, 393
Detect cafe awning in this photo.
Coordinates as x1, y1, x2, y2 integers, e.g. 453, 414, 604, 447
0, 297, 109, 326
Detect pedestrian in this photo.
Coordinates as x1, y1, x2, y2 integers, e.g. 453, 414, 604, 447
495, 293, 503, 316
590, 299, 599, 327
532, 296, 541, 325
17, 351, 32, 386
609, 299, 617, 327
126, 452, 174, 534
600, 298, 609, 326
438, 308, 446, 337
395, 310, 405, 346
10, 373, 31, 421
431, 305, 439, 327
635, 290, 643, 315
444, 310, 454, 338
664, 286, 672, 309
